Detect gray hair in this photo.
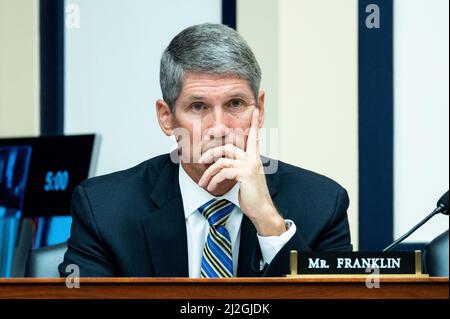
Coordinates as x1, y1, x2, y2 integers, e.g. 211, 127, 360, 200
160, 23, 262, 111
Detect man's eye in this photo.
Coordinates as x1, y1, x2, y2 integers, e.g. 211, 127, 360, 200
191, 103, 205, 112
229, 100, 243, 108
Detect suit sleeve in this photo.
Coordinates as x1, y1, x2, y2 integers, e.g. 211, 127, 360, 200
58, 185, 116, 277
256, 187, 352, 277
314, 187, 353, 252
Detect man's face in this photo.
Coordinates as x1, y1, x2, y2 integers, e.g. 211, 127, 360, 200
157, 72, 264, 178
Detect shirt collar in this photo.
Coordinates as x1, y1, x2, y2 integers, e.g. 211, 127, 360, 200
178, 163, 240, 220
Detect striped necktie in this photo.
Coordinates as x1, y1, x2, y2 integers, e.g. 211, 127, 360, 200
198, 198, 235, 278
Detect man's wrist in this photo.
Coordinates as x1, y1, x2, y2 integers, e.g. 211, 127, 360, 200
251, 206, 286, 236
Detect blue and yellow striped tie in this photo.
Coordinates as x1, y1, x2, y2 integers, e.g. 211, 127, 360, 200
199, 198, 235, 278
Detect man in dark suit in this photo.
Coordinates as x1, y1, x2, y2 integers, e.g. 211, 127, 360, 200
59, 23, 352, 278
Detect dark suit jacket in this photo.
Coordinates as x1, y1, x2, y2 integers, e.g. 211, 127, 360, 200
59, 153, 352, 277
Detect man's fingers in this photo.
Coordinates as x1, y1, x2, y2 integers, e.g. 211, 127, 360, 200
246, 108, 260, 159
206, 168, 239, 192
199, 144, 246, 164
198, 158, 239, 187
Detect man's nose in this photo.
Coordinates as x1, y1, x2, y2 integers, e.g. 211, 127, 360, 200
207, 108, 229, 139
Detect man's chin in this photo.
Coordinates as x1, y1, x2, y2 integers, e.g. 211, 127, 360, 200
199, 162, 213, 170
184, 161, 212, 172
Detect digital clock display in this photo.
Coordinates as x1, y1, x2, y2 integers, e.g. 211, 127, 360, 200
44, 170, 70, 192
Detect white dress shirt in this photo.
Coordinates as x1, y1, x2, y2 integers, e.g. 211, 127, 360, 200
178, 164, 296, 278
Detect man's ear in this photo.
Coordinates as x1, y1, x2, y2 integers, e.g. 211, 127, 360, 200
257, 90, 265, 128
156, 99, 174, 136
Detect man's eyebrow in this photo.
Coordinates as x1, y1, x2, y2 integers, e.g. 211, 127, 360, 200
184, 93, 253, 101
225, 92, 254, 100
227, 93, 251, 100
185, 95, 207, 101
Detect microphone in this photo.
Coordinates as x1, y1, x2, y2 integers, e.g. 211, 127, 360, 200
383, 191, 449, 251
437, 191, 449, 215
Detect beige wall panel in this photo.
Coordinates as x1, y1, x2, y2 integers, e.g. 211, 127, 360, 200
0, 0, 40, 137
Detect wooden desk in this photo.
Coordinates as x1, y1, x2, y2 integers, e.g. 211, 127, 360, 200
0, 277, 447, 299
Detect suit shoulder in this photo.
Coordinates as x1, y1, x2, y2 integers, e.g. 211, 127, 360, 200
79, 153, 170, 192
275, 160, 346, 193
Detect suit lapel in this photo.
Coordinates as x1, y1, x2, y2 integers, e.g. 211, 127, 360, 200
141, 157, 189, 277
